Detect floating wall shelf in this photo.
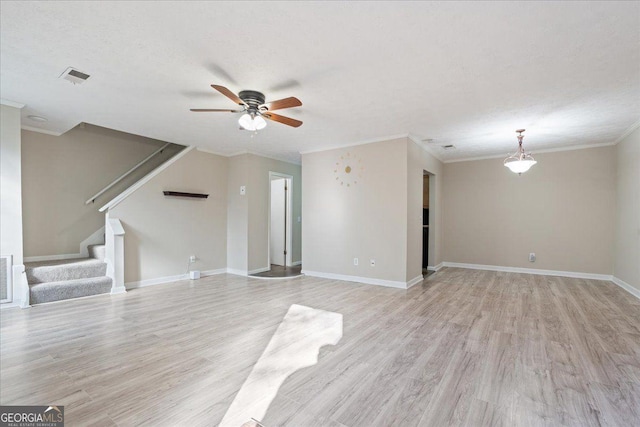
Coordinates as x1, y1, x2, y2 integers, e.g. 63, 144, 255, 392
163, 191, 209, 199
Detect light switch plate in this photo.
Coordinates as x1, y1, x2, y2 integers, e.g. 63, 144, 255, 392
240, 186, 246, 195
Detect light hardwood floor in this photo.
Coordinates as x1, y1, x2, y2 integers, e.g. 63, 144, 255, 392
1, 268, 640, 426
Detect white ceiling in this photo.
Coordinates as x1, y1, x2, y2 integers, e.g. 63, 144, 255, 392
1, 1, 639, 163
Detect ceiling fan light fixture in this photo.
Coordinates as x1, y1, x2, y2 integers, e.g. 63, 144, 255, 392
238, 113, 267, 131
504, 129, 537, 175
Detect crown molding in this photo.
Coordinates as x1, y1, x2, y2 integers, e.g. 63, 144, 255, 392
444, 140, 618, 164
0, 99, 25, 108
612, 118, 640, 145
196, 147, 231, 157
21, 125, 64, 136
299, 133, 409, 155
245, 150, 301, 166
407, 134, 444, 162
225, 149, 301, 166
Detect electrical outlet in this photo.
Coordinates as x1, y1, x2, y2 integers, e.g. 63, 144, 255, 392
240, 186, 246, 195
353, 258, 358, 266
189, 255, 197, 263
529, 253, 536, 262
370, 259, 376, 267
297, 216, 301, 223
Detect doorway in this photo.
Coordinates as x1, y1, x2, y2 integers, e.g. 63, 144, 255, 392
269, 172, 293, 268
422, 171, 434, 278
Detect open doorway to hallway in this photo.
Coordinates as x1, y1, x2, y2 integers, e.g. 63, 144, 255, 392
251, 172, 302, 279
423, 171, 435, 278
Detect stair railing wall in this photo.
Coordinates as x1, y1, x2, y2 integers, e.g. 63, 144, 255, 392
105, 214, 126, 294
85, 142, 172, 205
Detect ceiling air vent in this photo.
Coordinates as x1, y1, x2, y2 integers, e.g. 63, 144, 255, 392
442, 144, 456, 150
59, 67, 90, 84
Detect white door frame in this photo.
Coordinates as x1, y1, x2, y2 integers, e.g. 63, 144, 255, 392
268, 172, 293, 267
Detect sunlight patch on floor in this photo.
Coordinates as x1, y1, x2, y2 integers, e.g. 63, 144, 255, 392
219, 304, 343, 427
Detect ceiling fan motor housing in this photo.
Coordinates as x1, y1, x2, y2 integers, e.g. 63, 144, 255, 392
238, 90, 266, 113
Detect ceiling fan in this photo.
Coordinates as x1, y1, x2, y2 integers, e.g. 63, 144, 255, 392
191, 85, 303, 131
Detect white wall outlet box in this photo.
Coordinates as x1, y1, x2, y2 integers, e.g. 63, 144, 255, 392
240, 186, 246, 195
370, 259, 376, 267
529, 253, 536, 262
189, 255, 196, 263
353, 258, 359, 266
189, 270, 201, 280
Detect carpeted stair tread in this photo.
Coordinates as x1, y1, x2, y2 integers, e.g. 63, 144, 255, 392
29, 276, 112, 305
26, 258, 107, 284
88, 244, 106, 261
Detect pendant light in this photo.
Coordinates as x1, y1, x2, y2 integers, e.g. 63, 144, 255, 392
504, 129, 537, 174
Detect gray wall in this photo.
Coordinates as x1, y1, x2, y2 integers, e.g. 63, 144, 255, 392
226, 155, 249, 272
442, 145, 616, 275
225, 153, 302, 274
21, 124, 182, 257
302, 138, 409, 283
110, 149, 228, 283
614, 126, 640, 290
406, 139, 444, 281
247, 154, 302, 272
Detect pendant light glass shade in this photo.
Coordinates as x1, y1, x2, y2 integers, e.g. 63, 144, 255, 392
504, 130, 536, 174
238, 113, 267, 131
504, 156, 537, 173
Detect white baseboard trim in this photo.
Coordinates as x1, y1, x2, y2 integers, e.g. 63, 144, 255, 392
126, 273, 188, 289
110, 287, 127, 295
302, 270, 409, 289
226, 268, 248, 277
427, 262, 444, 272
125, 268, 227, 289
291, 261, 302, 266
203, 268, 228, 277
406, 275, 424, 289
441, 262, 612, 281
24, 253, 84, 263
0, 302, 23, 310
612, 276, 640, 300
248, 267, 270, 275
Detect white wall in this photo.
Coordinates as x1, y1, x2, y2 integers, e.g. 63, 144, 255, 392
21, 124, 182, 257
0, 104, 25, 304
302, 138, 409, 284
109, 149, 228, 284
442, 145, 616, 275
614, 126, 640, 291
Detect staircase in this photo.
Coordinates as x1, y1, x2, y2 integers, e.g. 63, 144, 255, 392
26, 244, 112, 304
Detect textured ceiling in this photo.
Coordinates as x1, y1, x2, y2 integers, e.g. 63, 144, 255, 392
1, 1, 639, 163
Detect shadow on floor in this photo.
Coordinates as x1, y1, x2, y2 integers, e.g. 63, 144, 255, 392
423, 268, 435, 279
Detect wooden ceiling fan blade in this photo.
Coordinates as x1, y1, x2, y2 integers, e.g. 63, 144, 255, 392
190, 108, 243, 112
262, 96, 302, 111
211, 84, 246, 106
263, 112, 303, 128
